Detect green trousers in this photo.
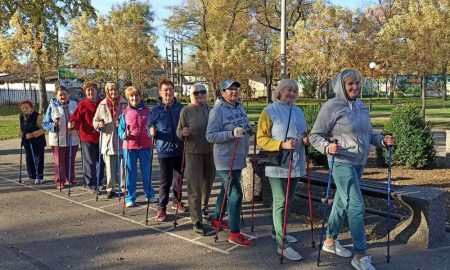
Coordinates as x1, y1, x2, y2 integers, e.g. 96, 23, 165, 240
269, 177, 299, 248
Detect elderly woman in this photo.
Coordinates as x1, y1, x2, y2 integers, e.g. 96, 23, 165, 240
176, 84, 215, 235
206, 79, 254, 247
310, 69, 395, 270
43, 86, 80, 189
256, 79, 308, 261
69, 82, 104, 191
93, 82, 129, 198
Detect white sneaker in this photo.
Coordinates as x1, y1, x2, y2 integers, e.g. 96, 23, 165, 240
147, 197, 157, 203
34, 179, 40, 184
277, 246, 302, 261
271, 233, 298, 243
351, 256, 376, 270
322, 240, 352, 258
125, 201, 135, 208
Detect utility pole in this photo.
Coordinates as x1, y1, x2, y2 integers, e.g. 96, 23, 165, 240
165, 36, 184, 95
280, 0, 287, 79
171, 39, 175, 84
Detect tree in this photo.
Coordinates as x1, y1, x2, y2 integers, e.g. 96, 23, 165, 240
0, 1, 96, 113
378, 0, 447, 118
166, 0, 258, 100
66, 1, 160, 89
289, 1, 352, 100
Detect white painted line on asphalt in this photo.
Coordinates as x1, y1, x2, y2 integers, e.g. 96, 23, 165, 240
0, 175, 230, 255
125, 205, 147, 213
79, 198, 97, 203
163, 218, 192, 232
99, 202, 121, 209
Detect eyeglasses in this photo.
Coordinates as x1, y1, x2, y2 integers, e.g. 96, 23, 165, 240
193, 90, 207, 96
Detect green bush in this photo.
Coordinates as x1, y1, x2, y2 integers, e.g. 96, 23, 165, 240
301, 104, 328, 166
377, 103, 436, 168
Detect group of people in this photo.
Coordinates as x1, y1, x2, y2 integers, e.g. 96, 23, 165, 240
19, 69, 395, 270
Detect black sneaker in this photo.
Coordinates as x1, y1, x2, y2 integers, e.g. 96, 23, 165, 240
107, 191, 116, 199
193, 222, 205, 235
202, 209, 211, 220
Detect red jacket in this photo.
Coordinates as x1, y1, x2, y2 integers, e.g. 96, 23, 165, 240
70, 97, 103, 143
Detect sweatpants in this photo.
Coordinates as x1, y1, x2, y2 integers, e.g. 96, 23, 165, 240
52, 145, 78, 186
157, 155, 183, 212
123, 148, 155, 203
80, 141, 104, 189
213, 170, 243, 233
268, 177, 299, 248
185, 152, 215, 225
23, 141, 45, 180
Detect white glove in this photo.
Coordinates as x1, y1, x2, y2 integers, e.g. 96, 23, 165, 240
233, 127, 245, 138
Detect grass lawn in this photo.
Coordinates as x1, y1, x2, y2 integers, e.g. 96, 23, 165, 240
0, 120, 18, 140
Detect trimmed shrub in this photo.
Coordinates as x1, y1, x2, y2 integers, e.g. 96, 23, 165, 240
301, 104, 328, 166
376, 103, 435, 168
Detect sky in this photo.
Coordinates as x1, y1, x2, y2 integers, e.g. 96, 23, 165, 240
88, 0, 368, 59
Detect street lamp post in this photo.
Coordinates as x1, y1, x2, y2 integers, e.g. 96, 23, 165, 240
369, 62, 376, 111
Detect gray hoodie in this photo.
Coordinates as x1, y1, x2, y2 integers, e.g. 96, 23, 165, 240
206, 98, 251, 171
310, 71, 384, 165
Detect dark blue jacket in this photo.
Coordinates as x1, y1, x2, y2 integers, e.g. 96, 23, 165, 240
147, 97, 183, 158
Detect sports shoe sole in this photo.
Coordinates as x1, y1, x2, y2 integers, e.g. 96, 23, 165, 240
227, 238, 254, 247
322, 244, 352, 258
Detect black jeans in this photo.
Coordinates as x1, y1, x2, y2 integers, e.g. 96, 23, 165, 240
157, 155, 183, 211
80, 141, 105, 188
23, 141, 45, 180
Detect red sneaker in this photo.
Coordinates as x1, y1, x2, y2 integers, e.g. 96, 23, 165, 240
228, 232, 254, 247
171, 202, 187, 213
210, 219, 230, 230
156, 210, 167, 222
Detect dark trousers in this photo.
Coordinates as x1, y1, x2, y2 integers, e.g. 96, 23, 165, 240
80, 141, 105, 189
52, 145, 78, 185
23, 141, 45, 180
157, 156, 182, 211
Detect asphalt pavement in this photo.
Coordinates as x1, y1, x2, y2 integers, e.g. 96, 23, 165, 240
0, 138, 449, 270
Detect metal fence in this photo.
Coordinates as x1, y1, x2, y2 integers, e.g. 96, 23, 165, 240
0, 88, 40, 105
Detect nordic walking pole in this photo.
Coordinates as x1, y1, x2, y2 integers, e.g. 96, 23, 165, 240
77, 130, 85, 188
387, 144, 393, 263
19, 141, 23, 183
56, 120, 63, 191
122, 125, 130, 216
214, 137, 240, 242
317, 139, 338, 266
305, 143, 316, 248
28, 140, 39, 184
145, 136, 155, 226
251, 124, 257, 232
280, 142, 295, 264
174, 135, 188, 228
117, 125, 122, 202
96, 128, 103, 201
67, 134, 73, 196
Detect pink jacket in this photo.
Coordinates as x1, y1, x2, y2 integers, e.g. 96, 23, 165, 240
119, 103, 152, 150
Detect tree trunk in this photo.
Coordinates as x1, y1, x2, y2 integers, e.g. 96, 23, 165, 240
421, 75, 426, 119
385, 78, 389, 98
389, 75, 396, 104
442, 62, 447, 101
266, 61, 274, 104
377, 78, 381, 100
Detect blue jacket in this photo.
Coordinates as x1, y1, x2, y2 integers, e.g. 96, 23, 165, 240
147, 97, 183, 158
